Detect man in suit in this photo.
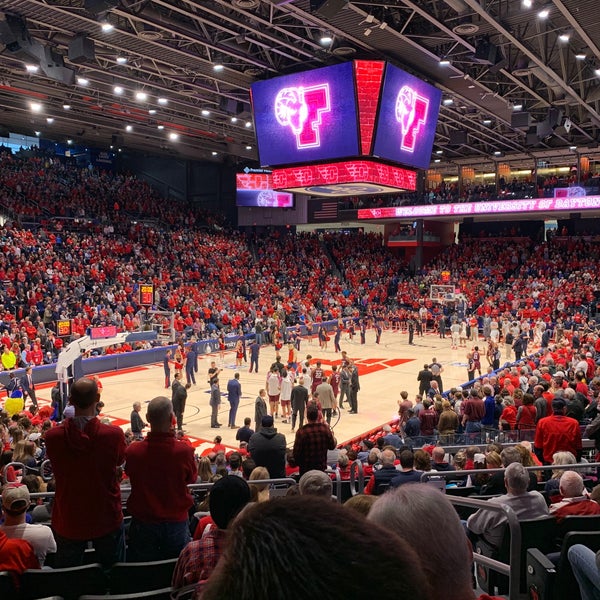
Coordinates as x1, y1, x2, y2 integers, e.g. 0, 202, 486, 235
227, 372, 242, 429
20, 366, 37, 408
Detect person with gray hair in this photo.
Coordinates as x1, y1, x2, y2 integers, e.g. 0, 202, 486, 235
550, 470, 600, 521
368, 484, 476, 600
298, 469, 334, 499
467, 462, 548, 548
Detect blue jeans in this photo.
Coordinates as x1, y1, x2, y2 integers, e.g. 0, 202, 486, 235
55, 523, 125, 569
569, 544, 600, 600
127, 518, 191, 562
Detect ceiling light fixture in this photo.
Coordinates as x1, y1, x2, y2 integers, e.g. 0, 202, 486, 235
116, 56, 127, 64
443, 98, 453, 105
157, 125, 164, 130
201, 109, 210, 116
213, 64, 224, 72
169, 132, 179, 141
320, 34, 333, 45
439, 59, 451, 66
436, 150, 443, 155
125, 125, 133, 132
34, 131, 41, 136
575, 51, 587, 60
513, 103, 523, 110
113, 85, 124, 95
101, 22, 114, 32
558, 32, 570, 42
595, 67, 600, 76
76, 77, 89, 86
434, 159, 441, 163
522, 0, 533, 7
30, 102, 42, 112
494, 150, 502, 156
245, 121, 252, 128
212, 151, 218, 156
25, 64, 39, 73
67, 139, 73, 145
157, 97, 168, 105
231, 117, 238, 123
63, 104, 71, 110
46, 117, 54, 124
245, 145, 252, 150
538, 7, 550, 18
148, 109, 157, 115
135, 91, 148, 101
483, 119, 492, 125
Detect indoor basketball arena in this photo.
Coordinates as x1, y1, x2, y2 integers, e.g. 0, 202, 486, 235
0, 1, 599, 599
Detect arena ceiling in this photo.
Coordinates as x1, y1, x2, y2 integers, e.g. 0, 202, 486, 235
1, 0, 600, 174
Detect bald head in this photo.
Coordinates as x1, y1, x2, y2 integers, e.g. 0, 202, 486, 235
70, 377, 99, 411
381, 449, 396, 467
559, 470, 585, 499
146, 396, 174, 431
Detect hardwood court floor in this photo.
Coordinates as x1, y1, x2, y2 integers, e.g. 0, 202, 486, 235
35, 330, 489, 453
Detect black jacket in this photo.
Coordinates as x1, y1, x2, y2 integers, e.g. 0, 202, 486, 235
248, 427, 287, 478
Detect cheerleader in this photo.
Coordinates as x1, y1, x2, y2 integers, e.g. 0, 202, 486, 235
174, 346, 184, 376
235, 339, 244, 367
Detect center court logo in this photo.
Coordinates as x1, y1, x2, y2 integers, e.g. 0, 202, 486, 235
274, 84, 331, 149
395, 85, 429, 153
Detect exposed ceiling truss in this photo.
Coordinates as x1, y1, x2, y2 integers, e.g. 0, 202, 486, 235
0, 0, 598, 171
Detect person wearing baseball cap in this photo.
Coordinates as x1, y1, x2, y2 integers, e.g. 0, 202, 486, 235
0, 483, 55, 567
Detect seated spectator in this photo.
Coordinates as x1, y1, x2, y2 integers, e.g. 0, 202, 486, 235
381, 424, 401, 449
414, 448, 432, 472
298, 470, 333, 499
431, 446, 452, 471
369, 483, 488, 600
343, 494, 378, 516
0, 483, 56, 566
248, 466, 270, 503
365, 449, 399, 495
549, 471, 600, 522
390, 449, 422, 488
201, 495, 433, 600
172, 475, 250, 588
568, 544, 600, 600
544, 451, 577, 498
479, 446, 537, 495
467, 462, 548, 548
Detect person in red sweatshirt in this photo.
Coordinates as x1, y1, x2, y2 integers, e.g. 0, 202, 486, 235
125, 396, 197, 561
45, 377, 126, 568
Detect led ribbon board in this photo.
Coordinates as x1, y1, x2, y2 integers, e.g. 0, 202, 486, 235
357, 196, 600, 219
251, 61, 360, 167
271, 160, 417, 197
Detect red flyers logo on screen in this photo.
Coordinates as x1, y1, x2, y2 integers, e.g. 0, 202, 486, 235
274, 84, 331, 149
395, 85, 429, 153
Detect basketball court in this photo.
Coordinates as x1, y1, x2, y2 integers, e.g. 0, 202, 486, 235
30, 325, 482, 454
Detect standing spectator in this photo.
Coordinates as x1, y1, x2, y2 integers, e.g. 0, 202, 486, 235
254, 389, 268, 432
534, 397, 582, 464
248, 416, 287, 479
227, 373, 242, 429
20, 366, 37, 409
293, 404, 336, 475
171, 372, 190, 432
338, 362, 351, 409
130, 401, 146, 441
125, 396, 197, 561
45, 377, 126, 568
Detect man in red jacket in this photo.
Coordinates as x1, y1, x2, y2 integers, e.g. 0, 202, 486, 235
45, 377, 126, 568
534, 397, 582, 464
125, 396, 197, 561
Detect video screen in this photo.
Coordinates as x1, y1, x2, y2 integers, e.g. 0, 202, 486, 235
236, 173, 294, 208
372, 63, 442, 170
251, 61, 360, 167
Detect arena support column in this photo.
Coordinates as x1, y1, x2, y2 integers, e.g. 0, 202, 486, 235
414, 219, 424, 270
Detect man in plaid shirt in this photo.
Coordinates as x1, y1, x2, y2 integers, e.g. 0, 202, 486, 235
293, 404, 336, 476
